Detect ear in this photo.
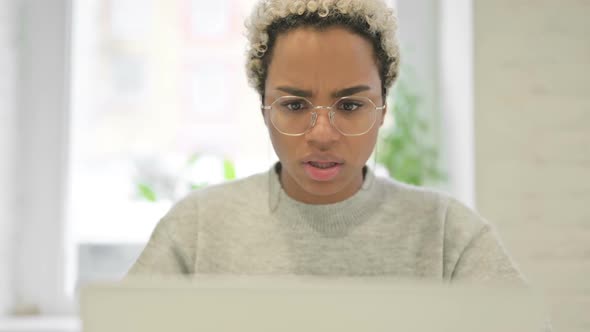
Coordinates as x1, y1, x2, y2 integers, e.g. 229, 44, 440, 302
261, 107, 269, 127
260, 94, 269, 126
379, 104, 388, 127
379, 89, 388, 127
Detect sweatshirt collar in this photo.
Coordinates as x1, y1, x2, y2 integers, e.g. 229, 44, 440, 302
268, 162, 385, 237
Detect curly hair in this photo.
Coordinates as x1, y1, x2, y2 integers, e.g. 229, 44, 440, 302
245, 0, 400, 99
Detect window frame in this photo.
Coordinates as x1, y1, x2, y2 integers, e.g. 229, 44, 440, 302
13, 0, 74, 315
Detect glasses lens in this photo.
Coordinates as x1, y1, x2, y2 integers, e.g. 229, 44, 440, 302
331, 97, 377, 135
270, 96, 313, 135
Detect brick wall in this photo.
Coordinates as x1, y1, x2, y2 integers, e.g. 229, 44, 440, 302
474, 1, 590, 331
0, 0, 16, 315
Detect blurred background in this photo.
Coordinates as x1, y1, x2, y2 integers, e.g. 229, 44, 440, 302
0, 0, 588, 331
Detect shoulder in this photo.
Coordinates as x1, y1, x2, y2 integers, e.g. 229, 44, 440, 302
376, 175, 487, 236
196, 170, 268, 198
157, 169, 268, 220
163, 170, 269, 219
190, 170, 269, 208
376, 175, 452, 220
377, 177, 500, 275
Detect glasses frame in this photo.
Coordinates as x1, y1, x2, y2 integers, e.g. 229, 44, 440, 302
261, 96, 386, 137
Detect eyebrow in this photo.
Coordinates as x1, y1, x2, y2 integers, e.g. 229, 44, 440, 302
275, 85, 372, 98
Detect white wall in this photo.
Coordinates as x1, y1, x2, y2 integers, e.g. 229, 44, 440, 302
12, 0, 72, 315
474, 1, 590, 331
0, 0, 17, 316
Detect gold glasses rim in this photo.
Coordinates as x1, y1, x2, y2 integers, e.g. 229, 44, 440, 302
260, 95, 385, 109
261, 95, 386, 137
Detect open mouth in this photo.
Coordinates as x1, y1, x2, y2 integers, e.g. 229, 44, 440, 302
303, 161, 343, 181
307, 161, 340, 169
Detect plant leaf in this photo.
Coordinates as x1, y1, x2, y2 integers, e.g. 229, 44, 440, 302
224, 159, 236, 180
137, 183, 157, 202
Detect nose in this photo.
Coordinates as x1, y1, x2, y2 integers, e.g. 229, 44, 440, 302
305, 107, 340, 147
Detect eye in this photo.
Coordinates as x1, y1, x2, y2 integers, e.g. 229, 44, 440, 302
338, 100, 363, 112
287, 102, 304, 111
280, 99, 308, 112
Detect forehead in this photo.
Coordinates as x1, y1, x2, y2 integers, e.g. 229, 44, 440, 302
265, 26, 381, 92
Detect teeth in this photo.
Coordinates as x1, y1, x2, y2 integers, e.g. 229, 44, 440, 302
309, 161, 338, 169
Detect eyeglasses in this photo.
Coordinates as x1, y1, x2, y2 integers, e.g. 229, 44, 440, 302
261, 96, 385, 136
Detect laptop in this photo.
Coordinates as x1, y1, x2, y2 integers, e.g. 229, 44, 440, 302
80, 276, 546, 332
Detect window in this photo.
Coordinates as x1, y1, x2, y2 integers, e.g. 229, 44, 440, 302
8, 0, 471, 315
188, 0, 231, 38
68, 0, 271, 297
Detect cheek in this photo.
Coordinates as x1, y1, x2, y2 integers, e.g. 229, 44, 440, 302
267, 126, 298, 160
350, 131, 379, 162
264, 112, 280, 147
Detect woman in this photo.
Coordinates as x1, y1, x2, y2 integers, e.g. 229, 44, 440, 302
128, 0, 524, 282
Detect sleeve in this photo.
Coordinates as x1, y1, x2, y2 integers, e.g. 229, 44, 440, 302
443, 199, 553, 331
126, 193, 199, 276
450, 224, 525, 283
443, 198, 526, 284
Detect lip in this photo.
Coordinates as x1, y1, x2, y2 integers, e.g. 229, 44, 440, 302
300, 154, 345, 182
301, 153, 345, 164
303, 162, 343, 182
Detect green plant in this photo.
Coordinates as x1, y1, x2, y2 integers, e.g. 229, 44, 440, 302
377, 69, 445, 186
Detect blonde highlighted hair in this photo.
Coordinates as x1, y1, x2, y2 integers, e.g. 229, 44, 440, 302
245, 0, 400, 98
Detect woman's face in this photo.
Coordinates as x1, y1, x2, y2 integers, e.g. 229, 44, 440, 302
263, 26, 386, 204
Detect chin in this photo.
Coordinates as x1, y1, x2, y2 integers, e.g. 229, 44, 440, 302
302, 180, 345, 197
280, 160, 362, 202
295, 167, 353, 197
